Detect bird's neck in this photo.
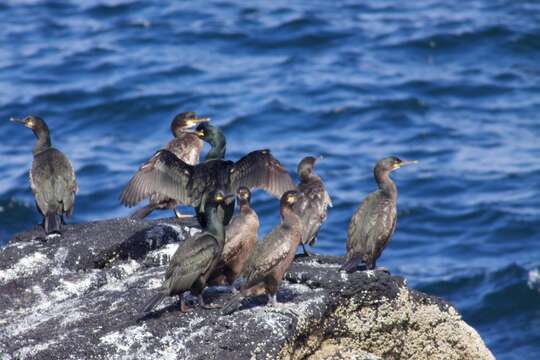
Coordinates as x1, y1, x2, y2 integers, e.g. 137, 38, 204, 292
206, 214, 225, 243
172, 127, 187, 138
32, 128, 52, 155
375, 169, 397, 199
239, 200, 252, 214
281, 205, 300, 227
205, 135, 226, 161
299, 171, 319, 184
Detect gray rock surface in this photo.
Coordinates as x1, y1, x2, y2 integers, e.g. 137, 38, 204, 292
0, 218, 494, 360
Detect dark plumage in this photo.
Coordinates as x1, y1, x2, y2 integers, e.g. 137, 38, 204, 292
120, 123, 294, 227
292, 156, 332, 256
222, 191, 302, 315
341, 157, 417, 273
140, 190, 234, 314
10, 116, 77, 236
128, 112, 209, 219
208, 187, 259, 287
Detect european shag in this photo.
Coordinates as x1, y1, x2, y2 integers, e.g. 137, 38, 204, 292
120, 123, 294, 228
222, 190, 302, 315
292, 156, 332, 256
10, 116, 77, 236
208, 187, 259, 287
129, 112, 209, 219
140, 190, 234, 314
341, 157, 417, 273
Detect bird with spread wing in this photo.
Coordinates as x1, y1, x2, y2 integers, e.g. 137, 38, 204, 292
120, 122, 294, 226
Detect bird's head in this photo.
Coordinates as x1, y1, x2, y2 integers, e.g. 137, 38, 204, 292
10, 115, 48, 132
171, 112, 209, 136
376, 156, 418, 173
298, 155, 322, 180
236, 187, 251, 204
281, 190, 299, 207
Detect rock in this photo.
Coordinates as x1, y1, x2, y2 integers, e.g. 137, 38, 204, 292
0, 218, 494, 360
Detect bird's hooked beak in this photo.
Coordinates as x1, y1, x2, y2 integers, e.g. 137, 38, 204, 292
187, 117, 210, 128
238, 191, 250, 200
315, 155, 324, 163
286, 194, 297, 205
393, 160, 418, 170
10, 117, 30, 127
195, 129, 205, 138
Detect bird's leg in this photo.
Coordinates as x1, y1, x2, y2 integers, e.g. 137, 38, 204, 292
267, 293, 278, 307
295, 243, 311, 258
198, 293, 222, 309
302, 243, 312, 257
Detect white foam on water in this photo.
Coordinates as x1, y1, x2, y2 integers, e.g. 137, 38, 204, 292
528, 269, 540, 291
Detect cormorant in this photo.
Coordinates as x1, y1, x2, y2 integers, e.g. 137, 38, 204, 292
222, 190, 302, 315
140, 190, 234, 314
195, 122, 226, 161
10, 116, 77, 236
120, 123, 294, 228
292, 156, 332, 256
129, 112, 209, 219
341, 157, 417, 273
208, 187, 259, 287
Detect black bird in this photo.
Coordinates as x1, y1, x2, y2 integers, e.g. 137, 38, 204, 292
141, 190, 234, 314
195, 122, 226, 161
120, 123, 294, 227
222, 191, 302, 315
129, 112, 209, 219
10, 116, 77, 236
293, 156, 332, 256
341, 157, 417, 273
208, 187, 259, 287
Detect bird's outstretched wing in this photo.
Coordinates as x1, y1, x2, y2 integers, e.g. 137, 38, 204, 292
229, 149, 294, 198
120, 150, 193, 207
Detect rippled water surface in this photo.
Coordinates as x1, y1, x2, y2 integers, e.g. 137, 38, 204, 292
1, 1, 540, 358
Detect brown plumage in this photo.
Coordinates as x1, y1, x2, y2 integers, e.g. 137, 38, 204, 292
222, 190, 302, 315
140, 190, 234, 314
341, 157, 417, 273
11, 116, 77, 236
128, 112, 209, 219
293, 156, 332, 256
208, 187, 259, 287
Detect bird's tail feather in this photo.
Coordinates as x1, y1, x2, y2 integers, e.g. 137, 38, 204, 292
140, 292, 166, 314
130, 205, 156, 219
340, 256, 365, 273
44, 212, 62, 235
222, 293, 243, 315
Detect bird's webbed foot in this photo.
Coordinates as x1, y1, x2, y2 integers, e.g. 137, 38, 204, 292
267, 293, 278, 307
180, 298, 193, 313
198, 294, 222, 310
373, 266, 390, 274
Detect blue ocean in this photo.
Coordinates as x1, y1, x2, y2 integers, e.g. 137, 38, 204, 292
1, 1, 539, 358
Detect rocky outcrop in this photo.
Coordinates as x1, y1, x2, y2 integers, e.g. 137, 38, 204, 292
0, 218, 494, 360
